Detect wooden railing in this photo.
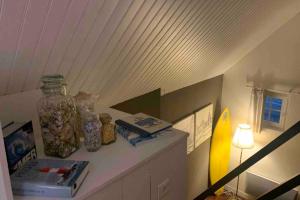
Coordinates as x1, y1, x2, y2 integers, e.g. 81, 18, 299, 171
194, 121, 300, 200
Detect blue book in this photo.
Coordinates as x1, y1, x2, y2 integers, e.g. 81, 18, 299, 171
115, 113, 172, 137
10, 159, 89, 198
3, 121, 37, 174
116, 124, 157, 146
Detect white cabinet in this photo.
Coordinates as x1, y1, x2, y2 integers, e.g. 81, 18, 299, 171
4, 107, 187, 200
122, 165, 150, 200
84, 139, 187, 200
149, 140, 187, 200
86, 181, 122, 200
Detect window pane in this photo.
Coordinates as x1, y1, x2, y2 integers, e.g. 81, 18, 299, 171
265, 96, 272, 109
270, 110, 281, 123
264, 109, 270, 121
271, 98, 282, 110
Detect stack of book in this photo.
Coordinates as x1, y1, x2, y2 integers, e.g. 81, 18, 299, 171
115, 113, 172, 146
2, 121, 89, 198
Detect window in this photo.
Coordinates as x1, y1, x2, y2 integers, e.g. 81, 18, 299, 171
263, 96, 282, 123
262, 91, 288, 130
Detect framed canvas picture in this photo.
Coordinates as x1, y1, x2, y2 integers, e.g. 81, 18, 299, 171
195, 104, 213, 148
173, 115, 195, 154
0, 122, 13, 200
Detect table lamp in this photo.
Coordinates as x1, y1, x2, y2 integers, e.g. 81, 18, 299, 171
231, 124, 254, 200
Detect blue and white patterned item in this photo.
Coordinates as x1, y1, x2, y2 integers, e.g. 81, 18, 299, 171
116, 124, 157, 146
3, 121, 37, 174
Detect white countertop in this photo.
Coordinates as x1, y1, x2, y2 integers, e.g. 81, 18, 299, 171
14, 108, 187, 200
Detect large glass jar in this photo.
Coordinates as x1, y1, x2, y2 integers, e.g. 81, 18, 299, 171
37, 75, 80, 158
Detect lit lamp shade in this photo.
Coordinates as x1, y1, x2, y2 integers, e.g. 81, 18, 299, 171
232, 124, 254, 149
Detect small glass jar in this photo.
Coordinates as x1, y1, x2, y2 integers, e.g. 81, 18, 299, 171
37, 75, 80, 158
81, 110, 102, 152
74, 91, 102, 152
99, 113, 116, 145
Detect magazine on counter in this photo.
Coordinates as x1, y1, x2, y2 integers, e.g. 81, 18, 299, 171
10, 159, 89, 198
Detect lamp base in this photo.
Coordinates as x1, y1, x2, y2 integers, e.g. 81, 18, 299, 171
224, 191, 241, 200
227, 197, 240, 200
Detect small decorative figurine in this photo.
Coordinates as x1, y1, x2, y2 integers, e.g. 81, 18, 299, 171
99, 113, 116, 145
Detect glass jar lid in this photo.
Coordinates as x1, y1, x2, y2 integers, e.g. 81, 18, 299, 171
40, 74, 67, 94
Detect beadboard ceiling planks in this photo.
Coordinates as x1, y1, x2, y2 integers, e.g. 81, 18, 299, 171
0, 0, 300, 106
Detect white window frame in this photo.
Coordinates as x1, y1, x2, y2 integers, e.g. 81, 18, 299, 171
261, 91, 288, 131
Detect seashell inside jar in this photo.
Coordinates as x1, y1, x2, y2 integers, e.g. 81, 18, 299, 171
37, 75, 80, 158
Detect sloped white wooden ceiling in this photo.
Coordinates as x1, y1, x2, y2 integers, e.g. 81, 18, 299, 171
0, 0, 300, 106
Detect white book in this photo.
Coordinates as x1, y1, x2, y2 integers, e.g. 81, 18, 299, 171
10, 159, 89, 198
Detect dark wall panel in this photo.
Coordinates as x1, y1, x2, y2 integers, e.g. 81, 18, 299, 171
111, 89, 161, 118
160, 75, 223, 200
160, 75, 223, 125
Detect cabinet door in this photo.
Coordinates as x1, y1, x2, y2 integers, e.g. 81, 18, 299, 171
86, 180, 122, 200
149, 140, 187, 200
123, 165, 151, 200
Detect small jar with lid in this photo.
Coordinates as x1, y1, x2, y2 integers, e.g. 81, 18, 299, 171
81, 110, 102, 152
37, 74, 80, 158
74, 91, 102, 152
99, 113, 116, 145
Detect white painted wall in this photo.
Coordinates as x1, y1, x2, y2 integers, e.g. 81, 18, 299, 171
222, 13, 300, 194
0, 123, 13, 200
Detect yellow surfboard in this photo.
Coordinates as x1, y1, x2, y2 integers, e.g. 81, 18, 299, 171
209, 108, 232, 195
